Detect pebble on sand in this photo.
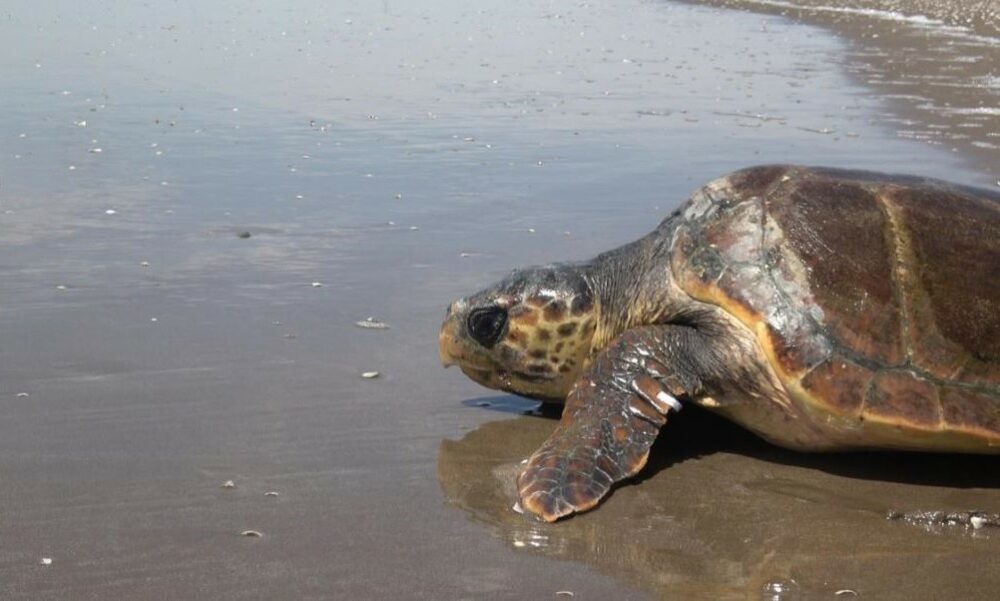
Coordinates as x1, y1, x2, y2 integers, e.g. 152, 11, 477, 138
221, 480, 236, 489
40, 558, 53, 566
361, 371, 380, 379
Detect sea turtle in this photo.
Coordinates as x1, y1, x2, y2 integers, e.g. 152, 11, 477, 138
439, 165, 1000, 522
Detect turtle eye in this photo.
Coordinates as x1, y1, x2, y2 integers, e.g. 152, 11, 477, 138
467, 306, 507, 348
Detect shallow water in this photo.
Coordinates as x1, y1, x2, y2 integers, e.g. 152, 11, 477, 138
687, 0, 1000, 182
0, 1, 996, 599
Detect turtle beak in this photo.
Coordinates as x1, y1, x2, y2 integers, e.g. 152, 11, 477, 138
439, 299, 467, 368
439, 329, 458, 368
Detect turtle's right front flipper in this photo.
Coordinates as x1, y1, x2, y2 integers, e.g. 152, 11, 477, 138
516, 324, 721, 522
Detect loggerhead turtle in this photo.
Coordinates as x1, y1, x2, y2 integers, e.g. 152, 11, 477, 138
439, 165, 1000, 522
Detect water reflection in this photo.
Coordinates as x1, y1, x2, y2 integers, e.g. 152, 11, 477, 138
439, 405, 1000, 600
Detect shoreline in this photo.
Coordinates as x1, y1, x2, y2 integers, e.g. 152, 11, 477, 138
683, 0, 1000, 184
688, 0, 999, 38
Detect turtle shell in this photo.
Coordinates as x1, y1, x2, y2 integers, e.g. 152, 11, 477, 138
671, 166, 1000, 449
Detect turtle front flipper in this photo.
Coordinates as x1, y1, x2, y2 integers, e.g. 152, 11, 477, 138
517, 324, 722, 521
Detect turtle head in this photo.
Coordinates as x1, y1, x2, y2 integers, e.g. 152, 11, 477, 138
439, 264, 599, 402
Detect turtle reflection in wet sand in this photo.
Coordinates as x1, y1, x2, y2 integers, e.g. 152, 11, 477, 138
439, 165, 1000, 522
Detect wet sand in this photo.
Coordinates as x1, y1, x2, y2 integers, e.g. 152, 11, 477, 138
708, 0, 1000, 37
440, 406, 1000, 600
684, 0, 1000, 181
710, 0, 1000, 38
0, 1, 997, 600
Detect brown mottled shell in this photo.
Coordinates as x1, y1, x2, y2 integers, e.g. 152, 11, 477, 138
671, 166, 1000, 448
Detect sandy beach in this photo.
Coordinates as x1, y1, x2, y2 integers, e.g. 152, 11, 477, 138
0, 1, 996, 599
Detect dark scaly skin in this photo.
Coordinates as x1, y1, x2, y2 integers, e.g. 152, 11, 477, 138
517, 324, 729, 522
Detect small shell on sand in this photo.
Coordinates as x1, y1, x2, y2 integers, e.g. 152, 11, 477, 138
221, 480, 236, 489
240, 530, 263, 538
355, 317, 390, 329
361, 371, 380, 379
40, 558, 53, 566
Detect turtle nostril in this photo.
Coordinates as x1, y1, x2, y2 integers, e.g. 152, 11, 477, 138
446, 299, 468, 318
467, 306, 507, 348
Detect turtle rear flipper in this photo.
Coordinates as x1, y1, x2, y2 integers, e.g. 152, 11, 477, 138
517, 325, 713, 522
